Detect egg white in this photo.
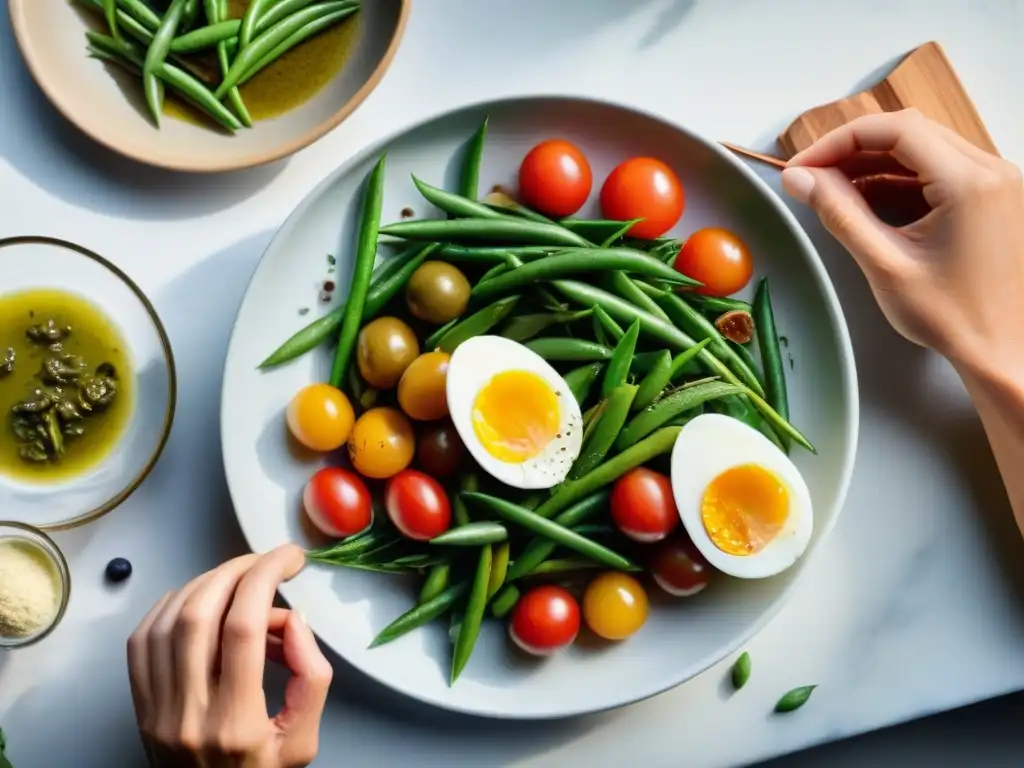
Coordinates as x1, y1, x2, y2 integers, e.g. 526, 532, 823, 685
670, 413, 813, 579
446, 336, 583, 490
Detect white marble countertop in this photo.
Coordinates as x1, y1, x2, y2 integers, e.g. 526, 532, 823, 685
2, 1, 1023, 766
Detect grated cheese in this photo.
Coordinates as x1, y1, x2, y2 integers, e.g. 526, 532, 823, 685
0, 538, 61, 639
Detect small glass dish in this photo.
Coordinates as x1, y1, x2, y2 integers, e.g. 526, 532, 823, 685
0, 521, 71, 648
0, 236, 177, 530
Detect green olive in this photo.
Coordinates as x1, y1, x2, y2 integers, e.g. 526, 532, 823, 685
357, 317, 420, 389
405, 261, 471, 324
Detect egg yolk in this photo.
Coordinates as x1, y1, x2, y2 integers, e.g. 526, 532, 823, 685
701, 464, 788, 555
472, 370, 560, 463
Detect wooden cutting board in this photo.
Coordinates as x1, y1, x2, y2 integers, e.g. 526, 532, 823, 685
777, 41, 999, 158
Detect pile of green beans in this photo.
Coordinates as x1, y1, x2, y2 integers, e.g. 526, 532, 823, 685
281, 115, 811, 683
77, 0, 361, 131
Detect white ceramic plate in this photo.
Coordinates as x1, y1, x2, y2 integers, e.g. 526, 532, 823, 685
221, 97, 859, 719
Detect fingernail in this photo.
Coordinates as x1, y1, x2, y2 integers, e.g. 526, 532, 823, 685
296, 607, 308, 626
782, 167, 815, 204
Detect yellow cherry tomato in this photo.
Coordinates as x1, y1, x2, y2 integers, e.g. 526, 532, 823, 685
582, 572, 649, 641
398, 351, 450, 421
348, 407, 415, 479
286, 383, 354, 452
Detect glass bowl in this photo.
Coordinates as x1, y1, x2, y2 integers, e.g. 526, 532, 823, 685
0, 521, 71, 648
0, 236, 176, 529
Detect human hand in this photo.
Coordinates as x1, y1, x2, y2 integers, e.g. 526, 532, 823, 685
127, 544, 332, 768
781, 109, 1024, 374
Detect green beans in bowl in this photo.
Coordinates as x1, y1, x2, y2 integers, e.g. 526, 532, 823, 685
8, 0, 409, 171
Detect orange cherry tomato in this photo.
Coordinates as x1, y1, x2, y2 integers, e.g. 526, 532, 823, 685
303, 467, 373, 538
610, 468, 679, 543
347, 407, 415, 479
582, 572, 648, 641
509, 585, 581, 655
600, 157, 684, 239
518, 139, 593, 218
398, 351, 450, 421
674, 227, 753, 297
286, 383, 354, 452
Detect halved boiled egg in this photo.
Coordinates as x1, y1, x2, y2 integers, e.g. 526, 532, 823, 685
670, 414, 812, 579
446, 336, 583, 489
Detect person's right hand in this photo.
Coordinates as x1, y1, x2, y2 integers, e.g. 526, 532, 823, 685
128, 544, 332, 768
780, 109, 1024, 375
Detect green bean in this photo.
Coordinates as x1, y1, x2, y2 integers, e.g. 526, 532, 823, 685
168, 20, 239, 52
460, 117, 488, 200
79, 0, 154, 43
452, 472, 478, 527
369, 582, 467, 648
238, 0, 272, 50
393, 553, 448, 568
439, 245, 554, 264
570, 383, 637, 480
563, 363, 605, 406
633, 350, 672, 410
617, 381, 744, 449
535, 426, 683, 520
753, 277, 790, 449
257, 0, 357, 34
86, 33, 242, 131
103, 0, 119, 38
412, 176, 507, 220
182, 0, 199, 29
472, 249, 697, 302
605, 271, 671, 322
728, 339, 765, 391
205, 1, 250, 127
477, 263, 509, 283
633, 279, 669, 300
600, 219, 643, 248
430, 522, 508, 546
689, 294, 753, 316
602, 321, 639, 397
329, 154, 386, 387
259, 244, 434, 368
487, 541, 510, 600
593, 305, 625, 342
525, 338, 613, 363
500, 309, 592, 343
529, 558, 602, 576
481, 192, 554, 223
379, 218, 590, 248
143, 0, 186, 126
451, 545, 491, 683
240, 7, 359, 87
463, 493, 639, 572
551, 280, 740, 384
570, 523, 614, 538
505, 491, 609, 579
435, 295, 520, 353
734, 383, 814, 452
560, 218, 635, 243
217, 3, 355, 97
655, 291, 764, 396
491, 584, 520, 619
306, 531, 396, 561
115, 0, 161, 30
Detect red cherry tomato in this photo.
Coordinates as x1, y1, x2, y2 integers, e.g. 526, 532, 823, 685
509, 585, 581, 655
609, 468, 679, 543
384, 469, 451, 541
518, 139, 593, 217
674, 227, 753, 296
649, 536, 712, 597
600, 157, 684, 239
303, 467, 373, 538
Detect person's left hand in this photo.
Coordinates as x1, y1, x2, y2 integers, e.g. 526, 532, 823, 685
127, 544, 333, 768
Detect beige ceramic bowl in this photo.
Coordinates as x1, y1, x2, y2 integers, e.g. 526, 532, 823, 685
8, 0, 409, 172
